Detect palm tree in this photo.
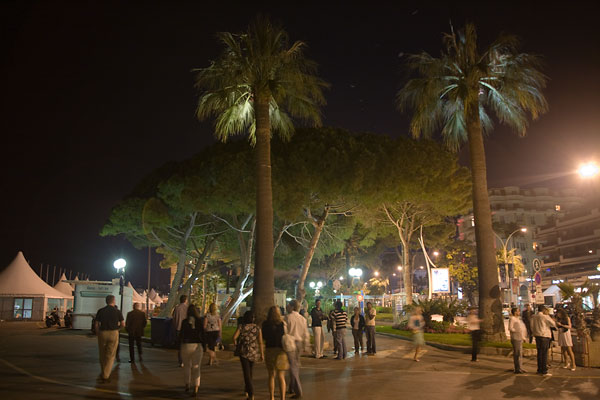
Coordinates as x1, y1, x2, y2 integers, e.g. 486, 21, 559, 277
193, 15, 328, 321
397, 23, 547, 340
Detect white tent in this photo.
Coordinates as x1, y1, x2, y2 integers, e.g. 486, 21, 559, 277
141, 290, 156, 310
148, 288, 163, 304
54, 273, 74, 296
0, 252, 73, 321
127, 282, 146, 305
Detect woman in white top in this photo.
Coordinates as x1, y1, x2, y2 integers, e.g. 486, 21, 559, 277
203, 302, 222, 366
508, 307, 528, 373
556, 309, 576, 371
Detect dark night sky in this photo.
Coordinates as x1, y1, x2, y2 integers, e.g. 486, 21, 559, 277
1, 1, 599, 288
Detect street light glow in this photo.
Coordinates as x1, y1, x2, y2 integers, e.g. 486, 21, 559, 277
309, 281, 316, 289
578, 162, 599, 178
520, 227, 527, 233
433, 251, 439, 257
397, 265, 403, 271
317, 281, 323, 288
349, 267, 363, 277
374, 271, 380, 277
113, 258, 126, 270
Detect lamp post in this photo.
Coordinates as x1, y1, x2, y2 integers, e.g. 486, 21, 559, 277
494, 228, 526, 304
113, 258, 126, 313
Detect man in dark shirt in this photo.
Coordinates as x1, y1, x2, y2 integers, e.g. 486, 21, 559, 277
95, 295, 124, 382
521, 304, 533, 343
126, 302, 147, 363
310, 299, 327, 359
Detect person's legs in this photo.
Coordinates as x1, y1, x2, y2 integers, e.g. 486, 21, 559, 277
414, 345, 420, 361
340, 330, 347, 359
277, 370, 286, 400
102, 330, 119, 380
567, 346, 576, 370
471, 330, 480, 361
358, 328, 364, 352
128, 334, 135, 361
539, 337, 550, 374
136, 335, 143, 361
98, 331, 106, 376
367, 326, 375, 353
352, 329, 360, 352
191, 344, 203, 391
240, 357, 254, 397
181, 343, 192, 388
286, 350, 301, 396
535, 337, 543, 373
511, 339, 522, 372
313, 327, 322, 358
176, 330, 182, 366
268, 370, 275, 400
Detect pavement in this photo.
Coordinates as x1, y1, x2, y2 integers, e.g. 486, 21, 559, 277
1, 322, 599, 399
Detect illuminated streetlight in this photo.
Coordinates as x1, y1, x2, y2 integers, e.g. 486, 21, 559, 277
317, 281, 323, 288
113, 258, 126, 270
397, 265, 403, 271
374, 271, 380, 277
578, 162, 599, 178
339, 276, 344, 281
309, 281, 316, 289
349, 268, 363, 277
432, 251, 439, 257
113, 258, 126, 313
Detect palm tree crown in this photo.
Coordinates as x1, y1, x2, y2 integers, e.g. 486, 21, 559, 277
193, 15, 328, 143
397, 23, 548, 150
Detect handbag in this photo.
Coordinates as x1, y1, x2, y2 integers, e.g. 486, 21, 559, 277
234, 340, 242, 356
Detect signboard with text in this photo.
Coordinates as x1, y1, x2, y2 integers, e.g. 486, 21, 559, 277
431, 268, 450, 293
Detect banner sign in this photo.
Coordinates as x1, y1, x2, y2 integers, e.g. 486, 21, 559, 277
431, 268, 450, 293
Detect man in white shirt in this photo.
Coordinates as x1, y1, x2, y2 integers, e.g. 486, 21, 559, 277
365, 302, 377, 355
285, 300, 310, 398
530, 305, 556, 376
509, 307, 528, 374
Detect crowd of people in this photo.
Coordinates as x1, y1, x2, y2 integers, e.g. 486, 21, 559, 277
92, 295, 582, 398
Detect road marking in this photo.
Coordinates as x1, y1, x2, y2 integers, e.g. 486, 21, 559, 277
0, 358, 133, 397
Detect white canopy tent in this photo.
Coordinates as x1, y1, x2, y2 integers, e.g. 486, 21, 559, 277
0, 252, 73, 320
54, 273, 74, 296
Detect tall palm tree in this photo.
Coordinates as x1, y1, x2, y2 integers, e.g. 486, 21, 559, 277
397, 23, 547, 340
193, 15, 328, 321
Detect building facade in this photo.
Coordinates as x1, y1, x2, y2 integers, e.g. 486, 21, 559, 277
535, 206, 600, 287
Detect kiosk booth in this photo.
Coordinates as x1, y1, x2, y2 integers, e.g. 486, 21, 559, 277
69, 279, 133, 330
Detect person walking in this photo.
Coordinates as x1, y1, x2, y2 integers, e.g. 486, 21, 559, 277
94, 295, 124, 383
262, 306, 289, 400
233, 311, 264, 400
531, 305, 556, 376
408, 306, 425, 361
350, 307, 365, 354
172, 295, 189, 367
521, 303, 534, 343
556, 309, 576, 371
180, 305, 204, 396
364, 302, 376, 355
284, 300, 310, 399
203, 302, 222, 366
466, 308, 482, 361
508, 307, 528, 374
332, 300, 348, 360
310, 299, 327, 359
125, 302, 147, 363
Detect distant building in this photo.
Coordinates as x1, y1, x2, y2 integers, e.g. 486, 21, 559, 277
535, 206, 600, 287
458, 186, 583, 276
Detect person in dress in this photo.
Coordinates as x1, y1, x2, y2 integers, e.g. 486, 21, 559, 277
508, 307, 527, 373
180, 305, 204, 396
203, 302, 222, 366
262, 306, 289, 400
233, 311, 264, 400
556, 309, 576, 371
408, 306, 425, 361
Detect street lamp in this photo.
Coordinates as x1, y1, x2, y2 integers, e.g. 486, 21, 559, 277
113, 258, 126, 313
374, 271, 380, 277
578, 162, 599, 178
494, 228, 526, 304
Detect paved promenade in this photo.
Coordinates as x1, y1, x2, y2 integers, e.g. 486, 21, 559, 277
0, 322, 599, 399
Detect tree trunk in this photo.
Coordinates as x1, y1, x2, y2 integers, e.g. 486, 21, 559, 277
160, 250, 187, 317
253, 94, 275, 324
466, 100, 505, 341
296, 208, 329, 302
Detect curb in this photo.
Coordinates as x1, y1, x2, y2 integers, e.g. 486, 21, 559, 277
376, 332, 536, 357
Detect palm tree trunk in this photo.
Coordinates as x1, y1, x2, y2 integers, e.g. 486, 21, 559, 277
466, 101, 505, 341
252, 93, 275, 324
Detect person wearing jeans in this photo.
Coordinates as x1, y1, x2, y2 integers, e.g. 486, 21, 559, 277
332, 301, 348, 360
364, 302, 377, 355
509, 307, 527, 373
310, 299, 327, 359
531, 305, 556, 376
233, 311, 264, 400
350, 307, 365, 354
180, 305, 204, 395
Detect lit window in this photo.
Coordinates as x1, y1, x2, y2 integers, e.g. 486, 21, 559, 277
471, 218, 475, 227
555, 205, 561, 211
13, 298, 33, 319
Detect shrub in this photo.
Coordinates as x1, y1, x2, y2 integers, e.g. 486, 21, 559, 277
376, 306, 393, 313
